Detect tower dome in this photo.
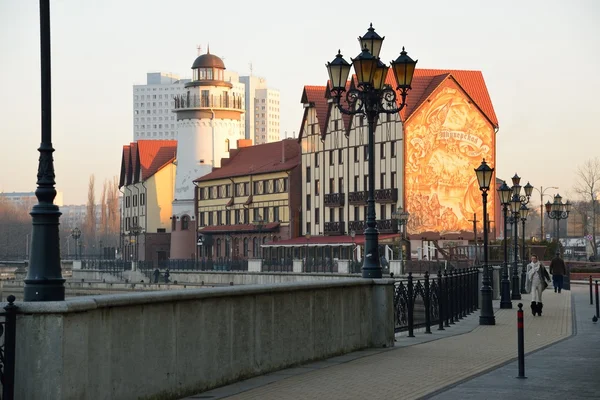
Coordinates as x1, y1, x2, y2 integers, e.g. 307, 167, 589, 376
188, 46, 231, 88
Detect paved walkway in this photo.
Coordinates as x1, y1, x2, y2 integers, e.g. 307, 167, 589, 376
184, 289, 573, 400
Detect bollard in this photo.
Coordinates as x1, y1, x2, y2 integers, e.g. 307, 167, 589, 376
516, 303, 526, 379
590, 276, 594, 305
596, 281, 600, 318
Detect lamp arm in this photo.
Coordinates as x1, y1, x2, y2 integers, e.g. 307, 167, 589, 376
331, 86, 409, 116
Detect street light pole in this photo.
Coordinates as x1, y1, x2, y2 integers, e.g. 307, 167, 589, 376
326, 24, 417, 279
24, 0, 65, 301
520, 204, 530, 293
546, 194, 571, 253
475, 159, 495, 325
533, 186, 558, 241
497, 181, 512, 308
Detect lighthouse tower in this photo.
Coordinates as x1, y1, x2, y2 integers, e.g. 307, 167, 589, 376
170, 49, 245, 259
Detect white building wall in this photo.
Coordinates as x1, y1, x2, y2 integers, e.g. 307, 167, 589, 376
254, 88, 281, 144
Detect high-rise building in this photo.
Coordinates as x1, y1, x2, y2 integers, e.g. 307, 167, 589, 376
239, 76, 281, 144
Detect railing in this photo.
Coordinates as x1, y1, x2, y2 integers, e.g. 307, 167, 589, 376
349, 260, 362, 274
0, 296, 17, 400
81, 259, 132, 280
324, 221, 345, 236
155, 258, 249, 272
376, 219, 399, 233
262, 257, 294, 272
394, 269, 479, 335
374, 188, 398, 203
173, 93, 243, 110
304, 257, 338, 273
323, 193, 345, 207
348, 191, 367, 205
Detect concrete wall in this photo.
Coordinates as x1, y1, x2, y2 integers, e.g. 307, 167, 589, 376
14, 279, 394, 400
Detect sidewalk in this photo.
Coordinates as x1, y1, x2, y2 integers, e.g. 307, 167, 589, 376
428, 285, 599, 399
183, 290, 572, 400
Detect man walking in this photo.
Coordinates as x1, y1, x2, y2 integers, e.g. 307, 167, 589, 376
549, 251, 567, 293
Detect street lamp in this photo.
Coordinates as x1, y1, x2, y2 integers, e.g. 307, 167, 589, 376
509, 193, 522, 299
305, 233, 311, 271
392, 207, 410, 260
252, 215, 265, 259
497, 181, 512, 309
510, 174, 533, 296
326, 23, 417, 278
545, 194, 571, 250
350, 230, 356, 260
71, 228, 82, 260
130, 225, 142, 262
519, 203, 530, 293
24, 0, 66, 301
475, 159, 495, 325
533, 186, 558, 241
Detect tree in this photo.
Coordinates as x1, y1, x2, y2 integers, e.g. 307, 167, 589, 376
83, 174, 97, 254
573, 157, 600, 258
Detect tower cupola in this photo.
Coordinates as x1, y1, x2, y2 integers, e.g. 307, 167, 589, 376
187, 46, 231, 88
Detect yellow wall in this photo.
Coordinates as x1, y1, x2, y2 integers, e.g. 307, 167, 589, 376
145, 163, 176, 232
404, 78, 496, 235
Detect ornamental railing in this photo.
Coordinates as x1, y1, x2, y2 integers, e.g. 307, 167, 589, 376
155, 257, 249, 272
394, 268, 479, 336
262, 257, 294, 272
173, 93, 243, 110
374, 188, 398, 203
324, 193, 345, 207
324, 221, 345, 236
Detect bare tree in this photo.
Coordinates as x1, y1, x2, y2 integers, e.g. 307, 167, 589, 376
573, 157, 600, 257
83, 174, 97, 254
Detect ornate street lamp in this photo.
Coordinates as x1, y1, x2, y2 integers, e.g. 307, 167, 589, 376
130, 225, 142, 262
475, 159, 495, 325
497, 182, 512, 309
510, 174, 533, 295
510, 193, 522, 300
24, 0, 65, 301
326, 23, 417, 278
545, 194, 571, 250
392, 207, 410, 260
519, 203, 530, 293
70, 227, 82, 261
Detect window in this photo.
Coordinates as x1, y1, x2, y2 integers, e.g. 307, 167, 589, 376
354, 206, 360, 221
253, 181, 260, 194
354, 147, 359, 162
125, 197, 130, 208
339, 208, 344, 221
306, 195, 311, 209
329, 178, 335, 193
253, 208, 260, 222
364, 175, 368, 192
315, 208, 320, 224
157, 228, 166, 233
380, 142, 386, 159
364, 145, 369, 161
329, 150, 335, 165
380, 205, 387, 220
360, 115, 364, 126
315, 152, 319, 167
283, 178, 288, 191
306, 222, 311, 235
133, 195, 138, 207
391, 172, 397, 189
338, 149, 343, 164
263, 207, 269, 222
243, 208, 249, 223
181, 215, 189, 230
253, 237, 258, 257
391, 141, 396, 158
339, 177, 344, 193
216, 239, 222, 257
217, 211, 222, 225
225, 184, 231, 197
380, 173, 386, 189
140, 193, 145, 206
273, 206, 279, 221
329, 208, 335, 222
200, 212, 205, 227
315, 180, 320, 196
226, 210, 231, 225
354, 175, 360, 191
235, 209, 241, 224
208, 212, 214, 225
243, 182, 249, 195
243, 238, 249, 257
334, 120, 339, 131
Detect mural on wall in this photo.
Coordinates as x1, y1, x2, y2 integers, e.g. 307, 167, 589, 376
404, 78, 495, 235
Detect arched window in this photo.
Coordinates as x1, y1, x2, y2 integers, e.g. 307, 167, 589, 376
253, 237, 258, 257
181, 215, 189, 230
243, 238, 249, 257
216, 239, 221, 257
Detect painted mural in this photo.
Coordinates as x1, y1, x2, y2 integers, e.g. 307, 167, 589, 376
404, 78, 495, 235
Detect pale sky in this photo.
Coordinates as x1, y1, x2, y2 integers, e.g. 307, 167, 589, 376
1, 0, 599, 206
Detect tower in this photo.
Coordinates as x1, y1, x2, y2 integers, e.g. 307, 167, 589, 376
170, 49, 245, 259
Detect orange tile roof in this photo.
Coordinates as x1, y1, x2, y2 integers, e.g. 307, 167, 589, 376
119, 140, 177, 188
195, 139, 301, 182
301, 85, 329, 137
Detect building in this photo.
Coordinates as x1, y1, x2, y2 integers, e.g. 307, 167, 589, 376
194, 139, 301, 260
241, 75, 281, 144
269, 68, 498, 261
119, 140, 177, 264
0, 191, 63, 207
169, 50, 247, 259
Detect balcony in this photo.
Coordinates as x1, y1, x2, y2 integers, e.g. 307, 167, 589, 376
174, 93, 244, 111
324, 193, 345, 207
348, 219, 398, 234
348, 191, 367, 205
374, 188, 398, 203
324, 221, 345, 236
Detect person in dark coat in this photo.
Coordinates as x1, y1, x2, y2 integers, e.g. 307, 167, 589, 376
164, 268, 170, 284
549, 252, 567, 293
153, 268, 160, 284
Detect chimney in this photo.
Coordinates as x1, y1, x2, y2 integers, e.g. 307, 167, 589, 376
281, 140, 285, 164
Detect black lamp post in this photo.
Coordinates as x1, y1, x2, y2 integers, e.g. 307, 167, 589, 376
253, 215, 265, 258
509, 174, 533, 295
497, 181, 512, 309
24, 0, 65, 301
71, 227, 82, 260
392, 207, 410, 260
510, 193, 522, 300
545, 194, 571, 250
519, 204, 530, 293
475, 159, 495, 325
130, 225, 142, 262
326, 24, 417, 278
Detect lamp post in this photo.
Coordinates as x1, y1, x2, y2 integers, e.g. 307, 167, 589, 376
519, 204, 530, 293
475, 159, 495, 325
350, 230, 356, 260
510, 174, 533, 295
545, 194, 571, 251
533, 186, 558, 241
71, 227, 81, 260
130, 225, 142, 262
497, 181, 513, 308
24, 0, 65, 301
305, 233, 311, 271
510, 194, 522, 299
326, 23, 417, 278
392, 207, 410, 261
252, 215, 265, 259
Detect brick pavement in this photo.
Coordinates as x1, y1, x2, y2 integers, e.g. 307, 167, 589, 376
185, 291, 572, 400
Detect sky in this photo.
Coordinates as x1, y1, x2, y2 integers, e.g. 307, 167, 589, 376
1, 0, 599, 206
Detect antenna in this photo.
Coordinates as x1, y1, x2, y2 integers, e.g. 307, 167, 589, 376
196, 45, 202, 56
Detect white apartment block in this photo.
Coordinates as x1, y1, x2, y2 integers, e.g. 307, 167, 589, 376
254, 88, 281, 144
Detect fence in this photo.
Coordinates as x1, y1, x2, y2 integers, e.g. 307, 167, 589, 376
262, 257, 294, 273
154, 258, 249, 272
394, 268, 479, 336
80, 259, 131, 280
0, 296, 17, 400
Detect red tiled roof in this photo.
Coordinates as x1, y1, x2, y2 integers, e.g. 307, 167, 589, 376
119, 140, 177, 188
195, 139, 301, 182
199, 222, 280, 234
263, 233, 400, 246
300, 85, 328, 137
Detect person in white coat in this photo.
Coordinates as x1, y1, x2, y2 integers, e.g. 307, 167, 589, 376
526, 254, 551, 316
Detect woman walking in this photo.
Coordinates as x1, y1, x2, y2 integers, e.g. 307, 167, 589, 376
526, 254, 551, 316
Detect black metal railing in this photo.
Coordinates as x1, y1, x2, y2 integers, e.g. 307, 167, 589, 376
303, 257, 338, 273
324, 193, 345, 207
374, 188, 398, 203
324, 221, 345, 236
349, 260, 362, 274
156, 258, 249, 272
81, 259, 132, 280
262, 257, 294, 272
0, 296, 17, 400
394, 268, 478, 335
174, 93, 243, 110
348, 191, 367, 205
